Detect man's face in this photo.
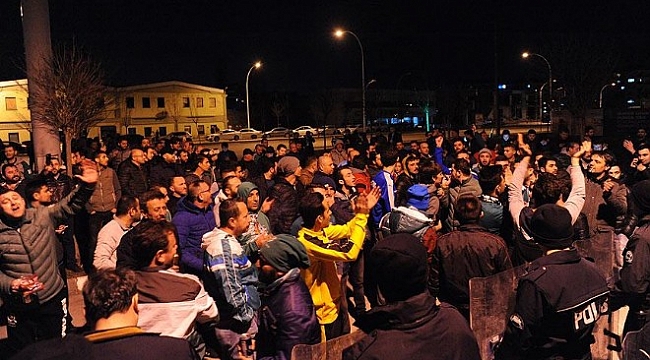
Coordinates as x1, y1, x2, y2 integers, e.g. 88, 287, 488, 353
589, 154, 609, 175
321, 157, 334, 175
179, 152, 189, 163
50, 159, 62, 172
335, 143, 343, 151
340, 169, 356, 188
527, 133, 536, 142
479, 152, 491, 166
3, 166, 21, 183
4, 147, 16, 160
568, 143, 580, 156
131, 150, 146, 165
225, 177, 242, 199
0, 191, 26, 219
542, 160, 559, 175
407, 160, 419, 174
146, 148, 157, 161
289, 143, 298, 153
410, 141, 418, 150
232, 202, 251, 237
396, 142, 404, 150
145, 198, 168, 221
277, 147, 287, 157
419, 143, 430, 155
119, 140, 129, 150
170, 177, 187, 196
586, 129, 595, 138
199, 158, 211, 171
255, 145, 264, 155
503, 146, 516, 160
246, 189, 260, 212
559, 131, 569, 141
141, 138, 151, 148
453, 141, 464, 154
96, 153, 109, 167
243, 153, 254, 162
637, 129, 647, 140
34, 185, 53, 204
609, 166, 622, 179
639, 148, 650, 166
129, 199, 142, 220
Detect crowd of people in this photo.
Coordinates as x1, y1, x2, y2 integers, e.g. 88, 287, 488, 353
2, 123, 650, 359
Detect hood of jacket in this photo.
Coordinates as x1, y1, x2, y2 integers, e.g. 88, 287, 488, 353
354, 292, 439, 332
392, 206, 433, 233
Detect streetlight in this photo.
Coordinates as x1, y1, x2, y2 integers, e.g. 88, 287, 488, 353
599, 82, 616, 108
522, 52, 553, 109
245, 61, 262, 129
334, 28, 367, 132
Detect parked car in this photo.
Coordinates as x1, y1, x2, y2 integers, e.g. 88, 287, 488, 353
238, 128, 263, 140
208, 129, 241, 142
161, 131, 193, 141
318, 125, 342, 136
294, 126, 319, 137
264, 127, 295, 138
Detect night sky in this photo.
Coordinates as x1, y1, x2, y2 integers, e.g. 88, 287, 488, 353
2, 1, 650, 96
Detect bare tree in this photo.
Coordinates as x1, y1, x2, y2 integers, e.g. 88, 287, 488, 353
310, 90, 340, 128
270, 92, 288, 127
542, 34, 619, 132
29, 45, 110, 175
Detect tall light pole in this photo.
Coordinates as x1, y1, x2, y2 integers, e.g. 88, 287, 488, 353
245, 61, 261, 129
522, 52, 553, 109
599, 82, 616, 108
335, 29, 367, 132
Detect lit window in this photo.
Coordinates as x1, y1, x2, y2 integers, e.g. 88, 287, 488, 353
209, 97, 217, 107
197, 97, 204, 108
5, 97, 17, 110
182, 97, 190, 108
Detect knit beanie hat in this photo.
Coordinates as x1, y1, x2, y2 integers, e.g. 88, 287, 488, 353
370, 233, 428, 302
478, 148, 492, 158
631, 179, 650, 216
529, 204, 574, 249
277, 156, 300, 176
406, 184, 430, 211
237, 181, 258, 201
259, 234, 310, 273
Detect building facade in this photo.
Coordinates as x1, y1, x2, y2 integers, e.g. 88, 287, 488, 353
0, 79, 228, 144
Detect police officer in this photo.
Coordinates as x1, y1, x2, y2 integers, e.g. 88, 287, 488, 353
496, 204, 609, 360
613, 179, 650, 334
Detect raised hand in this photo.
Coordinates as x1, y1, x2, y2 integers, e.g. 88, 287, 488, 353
365, 186, 381, 210
75, 159, 99, 184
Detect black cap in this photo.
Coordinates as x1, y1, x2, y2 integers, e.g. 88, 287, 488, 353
369, 233, 428, 302
529, 204, 574, 249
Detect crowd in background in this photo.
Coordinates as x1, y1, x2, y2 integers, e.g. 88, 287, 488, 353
3, 123, 650, 359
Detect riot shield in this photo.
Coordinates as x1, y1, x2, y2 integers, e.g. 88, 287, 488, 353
574, 232, 615, 280
291, 330, 366, 360
469, 265, 528, 360
575, 232, 618, 360
622, 321, 650, 360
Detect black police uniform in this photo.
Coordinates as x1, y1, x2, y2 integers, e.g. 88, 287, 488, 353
616, 217, 650, 334
496, 248, 609, 360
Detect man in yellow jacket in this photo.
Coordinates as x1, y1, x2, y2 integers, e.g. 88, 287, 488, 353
297, 187, 380, 341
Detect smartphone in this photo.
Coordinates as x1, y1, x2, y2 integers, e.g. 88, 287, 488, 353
593, 144, 603, 151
